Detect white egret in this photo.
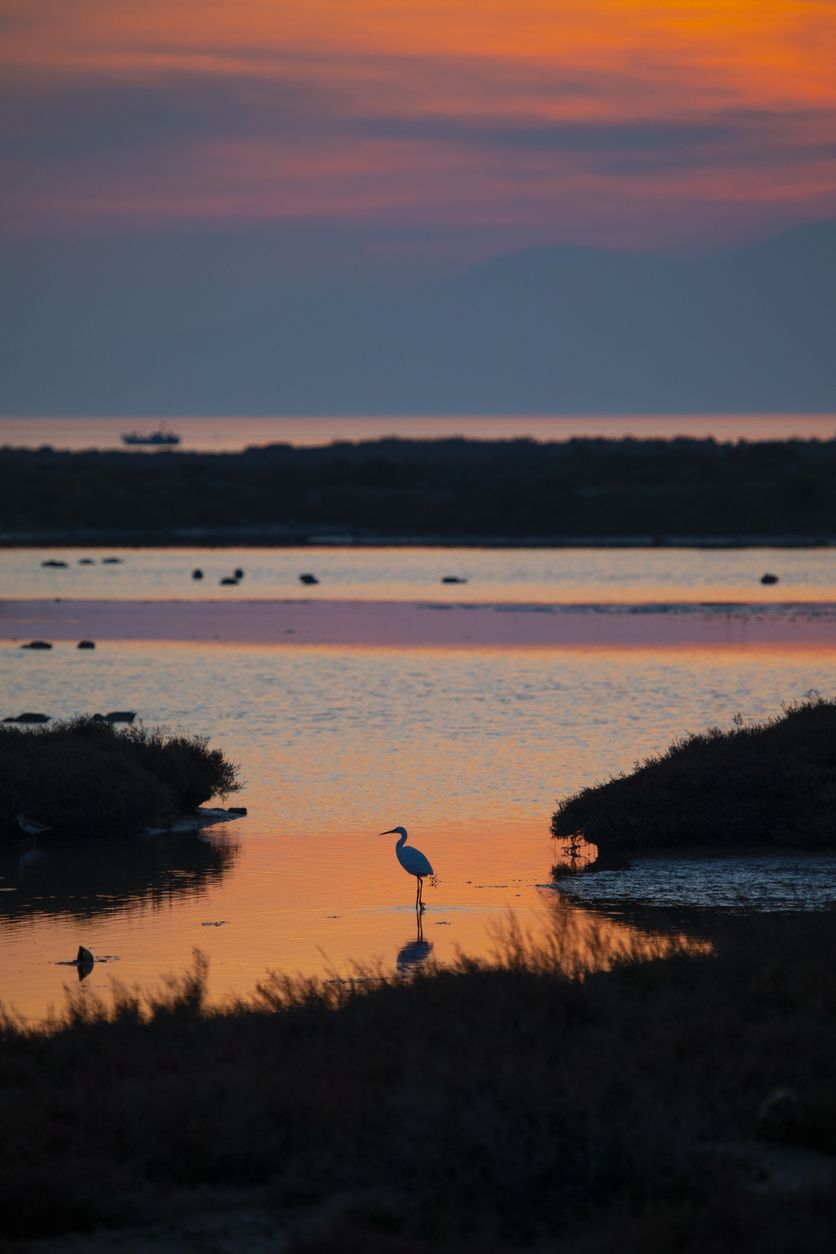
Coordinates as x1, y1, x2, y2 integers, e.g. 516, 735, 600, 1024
17, 814, 52, 836
380, 825, 434, 911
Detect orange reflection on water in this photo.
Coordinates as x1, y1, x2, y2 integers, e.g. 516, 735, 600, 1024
485, 903, 712, 980
0, 810, 707, 1026
1, 634, 831, 1023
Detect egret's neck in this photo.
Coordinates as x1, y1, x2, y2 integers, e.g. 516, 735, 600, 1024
396, 830, 407, 849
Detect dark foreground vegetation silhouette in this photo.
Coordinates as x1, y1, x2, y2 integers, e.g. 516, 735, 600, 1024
0, 717, 239, 840
0, 913, 834, 1250
552, 697, 836, 854
3, 436, 836, 543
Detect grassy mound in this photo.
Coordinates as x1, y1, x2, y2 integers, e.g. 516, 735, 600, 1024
551, 697, 836, 853
0, 914, 835, 1249
0, 717, 240, 839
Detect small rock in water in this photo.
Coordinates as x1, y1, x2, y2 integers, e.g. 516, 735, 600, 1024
21, 640, 52, 650
760, 572, 780, 585
40, 559, 68, 568
78, 558, 95, 565
227, 806, 248, 816
299, 572, 319, 585
220, 576, 239, 586
4, 712, 51, 723
77, 640, 96, 649
234, 568, 244, 580
441, 576, 467, 584
192, 568, 204, 580
104, 710, 136, 723
101, 557, 123, 564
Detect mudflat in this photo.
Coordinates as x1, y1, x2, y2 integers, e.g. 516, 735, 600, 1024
3, 598, 836, 648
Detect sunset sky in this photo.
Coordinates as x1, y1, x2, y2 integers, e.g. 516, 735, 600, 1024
4, 0, 836, 270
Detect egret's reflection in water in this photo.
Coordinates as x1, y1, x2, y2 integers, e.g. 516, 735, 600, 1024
396, 911, 434, 973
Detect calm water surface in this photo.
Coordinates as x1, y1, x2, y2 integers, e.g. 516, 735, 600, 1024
1, 634, 835, 1022
2, 545, 835, 1021
5, 545, 836, 604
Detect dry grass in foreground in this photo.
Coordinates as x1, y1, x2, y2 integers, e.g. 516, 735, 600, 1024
1, 910, 835, 1251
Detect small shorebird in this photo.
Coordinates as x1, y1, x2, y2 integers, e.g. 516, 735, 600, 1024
17, 814, 52, 836
380, 825, 434, 911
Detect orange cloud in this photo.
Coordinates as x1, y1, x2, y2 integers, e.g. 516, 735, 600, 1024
2, 1, 836, 252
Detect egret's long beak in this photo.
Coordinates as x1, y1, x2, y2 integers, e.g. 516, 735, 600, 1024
379, 828, 397, 835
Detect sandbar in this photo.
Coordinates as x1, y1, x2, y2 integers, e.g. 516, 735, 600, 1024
2, 598, 835, 648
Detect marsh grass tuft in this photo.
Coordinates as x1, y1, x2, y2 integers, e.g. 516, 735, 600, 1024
0, 716, 240, 839
551, 695, 836, 852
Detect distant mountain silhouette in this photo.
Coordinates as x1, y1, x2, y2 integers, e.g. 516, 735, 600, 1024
2, 221, 835, 413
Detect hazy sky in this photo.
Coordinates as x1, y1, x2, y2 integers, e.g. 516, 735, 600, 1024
4, 1, 836, 272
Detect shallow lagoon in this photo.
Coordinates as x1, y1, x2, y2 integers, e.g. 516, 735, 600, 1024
2, 629, 835, 1022
2, 545, 835, 1021
5, 543, 836, 604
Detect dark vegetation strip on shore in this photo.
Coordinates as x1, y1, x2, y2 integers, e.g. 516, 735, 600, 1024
0, 717, 239, 839
2, 436, 836, 542
551, 697, 836, 854
1, 913, 835, 1250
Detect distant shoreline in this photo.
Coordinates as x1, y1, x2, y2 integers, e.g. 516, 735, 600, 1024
3, 437, 836, 545
2, 531, 835, 549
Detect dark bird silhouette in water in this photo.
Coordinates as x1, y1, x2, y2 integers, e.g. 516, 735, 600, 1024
76, 946, 95, 980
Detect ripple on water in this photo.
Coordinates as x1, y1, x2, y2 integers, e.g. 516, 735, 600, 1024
555, 855, 836, 912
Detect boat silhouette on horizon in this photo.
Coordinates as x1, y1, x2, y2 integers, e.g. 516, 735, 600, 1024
121, 428, 181, 447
